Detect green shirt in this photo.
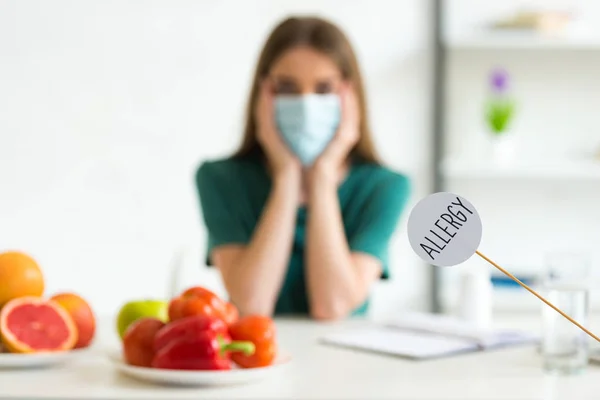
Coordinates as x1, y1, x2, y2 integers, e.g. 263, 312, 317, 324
195, 155, 410, 316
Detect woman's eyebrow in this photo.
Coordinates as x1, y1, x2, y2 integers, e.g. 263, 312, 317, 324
271, 74, 297, 82
315, 75, 342, 83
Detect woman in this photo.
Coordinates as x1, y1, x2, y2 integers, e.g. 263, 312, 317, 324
196, 16, 410, 320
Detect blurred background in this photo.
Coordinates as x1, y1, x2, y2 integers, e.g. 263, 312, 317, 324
1, 0, 599, 319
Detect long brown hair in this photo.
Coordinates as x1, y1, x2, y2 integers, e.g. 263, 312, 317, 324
233, 16, 380, 164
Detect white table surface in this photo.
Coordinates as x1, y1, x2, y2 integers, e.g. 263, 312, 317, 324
1, 313, 599, 400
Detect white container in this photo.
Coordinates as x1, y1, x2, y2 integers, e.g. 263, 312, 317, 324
488, 131, 518, 166
458, 268, 494, 329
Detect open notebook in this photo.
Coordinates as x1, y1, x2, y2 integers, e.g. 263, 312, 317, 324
320, 312, 538, 360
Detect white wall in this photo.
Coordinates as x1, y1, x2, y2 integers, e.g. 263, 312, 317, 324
0, 0, 433, 318
441, 0, 600, 311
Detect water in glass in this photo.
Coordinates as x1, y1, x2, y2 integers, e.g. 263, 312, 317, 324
541, 282, 589, 375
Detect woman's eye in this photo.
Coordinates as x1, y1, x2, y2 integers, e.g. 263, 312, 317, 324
274, 82, 298, 94
315, 82, 334, 94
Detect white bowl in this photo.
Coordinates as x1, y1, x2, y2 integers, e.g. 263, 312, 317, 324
107, 349, 292, 387
0, 348, 91, 369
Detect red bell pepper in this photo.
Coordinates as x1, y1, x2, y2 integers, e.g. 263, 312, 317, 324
229, 315, 277, 368
153, 315, 228, 353
151, 329, 255, 370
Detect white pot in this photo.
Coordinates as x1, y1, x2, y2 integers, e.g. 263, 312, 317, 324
457, 268, 494, 330
488, 132, 517, 165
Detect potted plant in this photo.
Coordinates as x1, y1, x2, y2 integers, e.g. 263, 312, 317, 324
485, 68, 517, 163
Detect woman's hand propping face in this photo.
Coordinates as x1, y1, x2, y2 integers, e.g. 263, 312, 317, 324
311, 83, 360, 181
255, 80, 302, 178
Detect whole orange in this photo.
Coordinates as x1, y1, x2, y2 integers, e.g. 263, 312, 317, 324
50, 292, 96, 349
229, 315, 277, 368
168, 286, 227, 322
0, 251, 45, 308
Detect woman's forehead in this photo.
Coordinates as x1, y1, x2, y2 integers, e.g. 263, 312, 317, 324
270, 46, 342, 80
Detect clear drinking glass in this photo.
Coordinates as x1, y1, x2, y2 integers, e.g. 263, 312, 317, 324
540, 252, 591, 375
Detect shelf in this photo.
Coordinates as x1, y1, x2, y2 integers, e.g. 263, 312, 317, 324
493, 287, 600, 311
446, 30, 600, 50
442, 157, 600, 180
442, 283, 600, 313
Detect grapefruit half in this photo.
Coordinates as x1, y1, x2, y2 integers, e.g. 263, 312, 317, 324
0, 296, 78, 353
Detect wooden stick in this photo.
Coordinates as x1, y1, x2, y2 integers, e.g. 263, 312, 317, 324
475, 250, 600, 343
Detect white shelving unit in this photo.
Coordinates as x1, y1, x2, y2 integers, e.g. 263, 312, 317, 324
442, 157, 600, 180
437, 21, 600, 313
446, 30, 600, 50
442, 284, 600, 313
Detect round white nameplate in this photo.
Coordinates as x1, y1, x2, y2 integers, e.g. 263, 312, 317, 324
407, 192, 482, 267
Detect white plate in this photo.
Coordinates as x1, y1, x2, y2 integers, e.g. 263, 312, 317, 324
0, 348, 90, 369
108, 350, 291, 387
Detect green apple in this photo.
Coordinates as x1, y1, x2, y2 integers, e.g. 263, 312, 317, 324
116, 299, 168, 339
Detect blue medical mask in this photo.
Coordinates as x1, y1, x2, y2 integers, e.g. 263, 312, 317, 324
274, 93, 341, 166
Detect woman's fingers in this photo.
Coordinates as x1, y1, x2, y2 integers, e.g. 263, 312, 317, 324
338, 83, 359, 141
262, 83, 275, 130
344, 84, 359, 125
256, 81, 272, 143
259, 85, 277, 144
318, 83, 359, 167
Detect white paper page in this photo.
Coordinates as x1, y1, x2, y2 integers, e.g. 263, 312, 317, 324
321, 327, 479, 360
385, 312, 538, 348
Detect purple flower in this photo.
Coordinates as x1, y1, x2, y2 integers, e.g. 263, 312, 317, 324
490, 68, 509, 93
